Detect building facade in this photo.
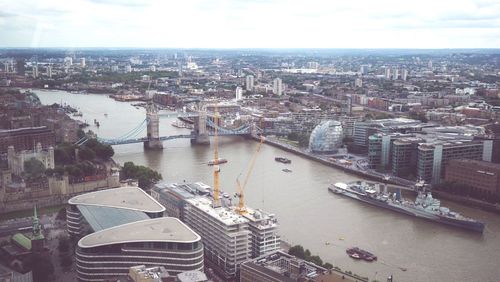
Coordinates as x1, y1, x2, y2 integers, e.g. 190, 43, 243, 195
445, 159, 500, 196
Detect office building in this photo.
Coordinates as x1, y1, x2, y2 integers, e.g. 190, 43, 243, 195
417, 140, 492, 184
66, 187, 204, 281
7, 143, 54, 176
240, 251, 327, 282
152, 182, 280, 279
445, 159, 500, 196
309, 121, 343, 153
392, 137, 425, 177
235, 86, 243, 101
80, 58, 86, 67
353, 118, 422, 151
273, 78, 283, 96
307, 61, 319, 69
246, 75, 254, 91
125, 65, 132, 73
64, 57, 72, 66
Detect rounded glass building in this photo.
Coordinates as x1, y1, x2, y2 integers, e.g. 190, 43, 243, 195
309, 120, 343, 153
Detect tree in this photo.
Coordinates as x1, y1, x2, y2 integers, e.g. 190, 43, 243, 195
323, 262, 333, 269
120, 162, 162, 189
78, 147, 96, 161
24, 158, 45, 178
288, 245, 306, 259
309, 255, 323, 266
94, 144, 114, 159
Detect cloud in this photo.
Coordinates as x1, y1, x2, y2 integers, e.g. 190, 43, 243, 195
0, 0, 499, 48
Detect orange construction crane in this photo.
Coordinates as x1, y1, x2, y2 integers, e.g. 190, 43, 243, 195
236, 134, 265, 215
212, 105, 221, 207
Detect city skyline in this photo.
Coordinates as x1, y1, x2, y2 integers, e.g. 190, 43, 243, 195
0, 0, 499, 48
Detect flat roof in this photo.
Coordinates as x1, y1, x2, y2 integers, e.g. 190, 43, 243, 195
77, 205, 150, 232
68, 187, 165, 213
78, 217, 201, 248
186, 197, 249, 226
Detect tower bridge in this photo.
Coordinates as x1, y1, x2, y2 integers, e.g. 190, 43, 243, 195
81, 103, 259, 149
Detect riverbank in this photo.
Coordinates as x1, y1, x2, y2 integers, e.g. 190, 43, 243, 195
254, 135, 413, 187
432, 190, 500, 215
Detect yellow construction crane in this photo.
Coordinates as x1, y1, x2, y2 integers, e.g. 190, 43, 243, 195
212, 105, 221, 207
236, 134, 265, 215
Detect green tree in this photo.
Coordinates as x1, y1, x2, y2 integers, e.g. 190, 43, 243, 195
309, 255, 323, 266
24, 158, 45, 178
78, 147, 96, 161
323, 262, 333, 269
120, 162, 162, 189
288, 245, 306, 259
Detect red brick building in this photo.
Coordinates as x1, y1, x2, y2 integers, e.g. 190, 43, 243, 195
0, 126, 55, 153
445, 159, 500, 196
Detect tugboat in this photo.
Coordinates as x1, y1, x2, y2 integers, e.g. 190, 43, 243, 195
282, 168, 292, 173
275, 157, 291, 164
346, 247, 377, 262
208, 158, 228, 166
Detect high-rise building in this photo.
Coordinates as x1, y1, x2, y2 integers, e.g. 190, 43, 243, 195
32, 64, 38, 78
66, 187, 204, 281
273, 77, 283, 96
152, 182, 280, 280
3, 62, 8, 73
111, 65, 119, 72
307, 61, 319, 69
392, 68, 399, 80
46, 65, 52, 78
246, 75, 254, 91
235, 86, 243, 101
401, 69, 408, 81
385, 68, 391, 79
80, 58, 85, 67
16, 59, 25, 75
125, 65, 132, 73
428, 60, 433, 69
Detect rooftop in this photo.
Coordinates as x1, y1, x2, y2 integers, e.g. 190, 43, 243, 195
78, 217, 201, 248
186, 197, 249, 226
68, 187, 165, 213
77, 205, 150, 232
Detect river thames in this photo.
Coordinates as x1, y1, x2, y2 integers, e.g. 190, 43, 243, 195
36, 89, 500, 282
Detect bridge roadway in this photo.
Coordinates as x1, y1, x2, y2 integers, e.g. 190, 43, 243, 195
99, 131, 252, 145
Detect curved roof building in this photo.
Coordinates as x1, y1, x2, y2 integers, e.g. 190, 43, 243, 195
66, 187, 203, 282
309, 120, 343, 153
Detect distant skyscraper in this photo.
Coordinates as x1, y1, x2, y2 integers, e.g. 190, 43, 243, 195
16, 59, 25, 75
32, 64, 38, 78
428, 60, 433, 69
392, 69, 399, 80
111, 65, 119, 72
125, 65, 132, 73
246, 75, 254, 91
401, 69, 408, 81
80, 58, 85, 67
273, 78, 283, 96
385, 68, 391, 79
4, 62, 8, 73
46, 65, 52, 78
307, 61, 319, 69
360, 65, 369, 74
235, 87, 243, 101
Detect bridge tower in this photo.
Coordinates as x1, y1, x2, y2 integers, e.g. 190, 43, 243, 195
191, 110, 210, 145
144, 103, 163, 150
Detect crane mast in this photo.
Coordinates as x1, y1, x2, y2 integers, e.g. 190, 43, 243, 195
236, 135, 265, 214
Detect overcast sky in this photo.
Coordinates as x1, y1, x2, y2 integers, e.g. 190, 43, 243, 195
0, 0, 499, 48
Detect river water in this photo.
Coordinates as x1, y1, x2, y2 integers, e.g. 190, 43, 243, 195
35, 89, 500, 282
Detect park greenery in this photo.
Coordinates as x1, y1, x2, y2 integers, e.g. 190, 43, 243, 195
47, 138, 114, 179
120, 161, 162, 189
23, 158, 46, 180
